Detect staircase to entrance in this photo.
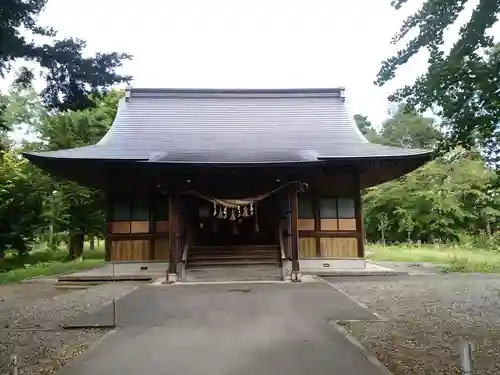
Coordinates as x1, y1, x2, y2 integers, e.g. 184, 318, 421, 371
184, 244, 282, 282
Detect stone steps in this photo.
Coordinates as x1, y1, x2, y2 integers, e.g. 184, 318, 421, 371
187, 260, 281, 269
186, 245, 282, 281
184, 266, 283, 282
187, 245, 280, 270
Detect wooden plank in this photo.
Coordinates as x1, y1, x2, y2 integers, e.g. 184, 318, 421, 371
320, 219, 338, 231
298, 219, 315, 231
109, 233, 169, 241
320, 237, 358, 258
338, 219, 356, 231
299, 231, 360, 238
110, 240, 151, 261
299, 237, 316, 258
110, 222, 131, 234
131, 221, 149, 233
154, 236, 170, 260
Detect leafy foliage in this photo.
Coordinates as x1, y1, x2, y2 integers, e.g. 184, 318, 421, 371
0, 87, 122, 259
379, 107, 441, 148
360, 109, 500, 245
0, 0, 132, 113
377, 0, 500, 161
0, 151, 50, 257
32, 90, 122, 258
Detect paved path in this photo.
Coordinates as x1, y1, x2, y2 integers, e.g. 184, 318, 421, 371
59, 282, 389, 375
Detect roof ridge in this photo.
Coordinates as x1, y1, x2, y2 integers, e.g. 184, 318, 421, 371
128, 87, 346, 99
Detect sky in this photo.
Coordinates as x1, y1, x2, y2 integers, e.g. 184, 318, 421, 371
3, 0, 499, 127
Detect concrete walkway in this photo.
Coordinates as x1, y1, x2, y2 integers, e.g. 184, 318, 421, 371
59, 282, 390, 375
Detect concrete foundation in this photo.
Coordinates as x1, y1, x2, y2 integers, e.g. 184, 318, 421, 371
57, 262, 169, 282
300, 258, 366, 271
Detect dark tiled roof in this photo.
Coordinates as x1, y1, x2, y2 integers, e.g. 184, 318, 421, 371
25, 88, 431, 164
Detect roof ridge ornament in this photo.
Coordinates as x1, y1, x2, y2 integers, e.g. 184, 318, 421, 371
339, 87, 346, 101
125, 85, 132, 102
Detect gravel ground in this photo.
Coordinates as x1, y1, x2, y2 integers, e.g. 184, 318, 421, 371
0, 282, 137, 375
370, 260, 444, 275
330, 274, 500, 375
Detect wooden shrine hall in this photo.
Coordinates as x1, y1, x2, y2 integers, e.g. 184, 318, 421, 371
24, 88, 432, 281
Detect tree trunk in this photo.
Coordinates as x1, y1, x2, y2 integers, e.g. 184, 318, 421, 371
68, 232, 85, 260
381, 229, 386, 246
486, 220, 492, 238
89, 237, 95, 250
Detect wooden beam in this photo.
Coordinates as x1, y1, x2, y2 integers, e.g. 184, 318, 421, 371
108, 233, 169, 241
312, 191, 321, 257
299, 230, 359, 238
168, 190, 179, 274
290, 186, 300, 274
354, 172, 365, 258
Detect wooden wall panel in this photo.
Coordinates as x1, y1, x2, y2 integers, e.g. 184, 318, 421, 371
299, 237, 316, 258
155, 221, 169, 233
111, 222, 131, 234
320, 219, 338, 231
314, 174, 356, 196
298, 219, 315, 231
320, 238, 358, 258
110, 240, 150, 261
338, 219, 356, 231
154, 237, 170, 260
131, 221, 149, 233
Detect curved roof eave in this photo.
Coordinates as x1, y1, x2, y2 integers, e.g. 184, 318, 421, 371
22, 147, 434, 164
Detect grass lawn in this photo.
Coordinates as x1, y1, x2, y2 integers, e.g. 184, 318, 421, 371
368, 244, 500, 273
0, 245, 105, 284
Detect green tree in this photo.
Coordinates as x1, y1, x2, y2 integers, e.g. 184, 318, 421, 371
379, 106, 441, 149
362, 109, 500, 244
31, 90, 123, 259
377, 1, 500, 159
364, 149, 500, 243
354, 114, 385, 143
1, 0, 132, 114
0, 150, 50, 258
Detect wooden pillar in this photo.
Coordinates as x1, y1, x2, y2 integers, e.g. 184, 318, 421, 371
168, 189, 179, 275
354, 173, 365, 258
313, 189, 321, 257
290, 185, 300, 278
104, 191, 112, 262
148, 189, 156, 261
